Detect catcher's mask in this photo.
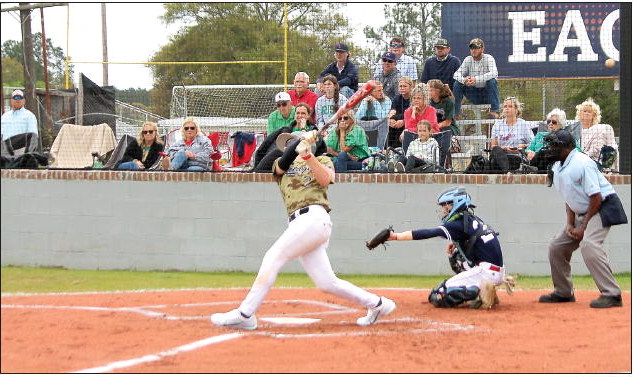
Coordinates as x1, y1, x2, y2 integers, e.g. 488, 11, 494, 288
542, 130, 576, 164
437, 186, 474, 223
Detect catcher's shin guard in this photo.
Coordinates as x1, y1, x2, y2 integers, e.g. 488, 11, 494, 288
428, 280, 480, 308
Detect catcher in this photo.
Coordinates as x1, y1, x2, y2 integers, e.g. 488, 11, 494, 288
367, 186, 513, 309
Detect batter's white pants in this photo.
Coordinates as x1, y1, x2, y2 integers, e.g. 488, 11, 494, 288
445, 262, 505, 289
238, 205, 381, 317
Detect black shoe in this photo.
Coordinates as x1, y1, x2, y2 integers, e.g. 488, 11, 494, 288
539, 292, 576, 303
590, 294, 622, 308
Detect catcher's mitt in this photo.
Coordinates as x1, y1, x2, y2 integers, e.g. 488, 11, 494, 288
448, 247, 474, 274
366, 226, 393, 250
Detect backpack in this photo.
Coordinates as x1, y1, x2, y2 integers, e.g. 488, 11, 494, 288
597, 145, 617, 171
464, 155, 490, 173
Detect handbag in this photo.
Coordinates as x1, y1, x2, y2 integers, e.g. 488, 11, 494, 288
450, 136, 461, 153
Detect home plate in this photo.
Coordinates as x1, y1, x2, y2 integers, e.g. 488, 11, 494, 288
260, 317, 322, 325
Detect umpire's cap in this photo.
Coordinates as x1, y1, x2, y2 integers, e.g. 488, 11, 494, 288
544, 130, 576, 149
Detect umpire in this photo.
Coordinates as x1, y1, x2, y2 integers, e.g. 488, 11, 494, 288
539, 130, 627, 308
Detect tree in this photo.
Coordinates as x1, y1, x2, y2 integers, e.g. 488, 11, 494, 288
363, 3, 441, 74
1, 32, 74, 88
149, 4, 353, 117
1, 57, 24, 86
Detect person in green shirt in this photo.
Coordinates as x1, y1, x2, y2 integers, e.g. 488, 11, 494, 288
526, 108, 581, 171
326, 109, 371, 172
267, 92, 296, 134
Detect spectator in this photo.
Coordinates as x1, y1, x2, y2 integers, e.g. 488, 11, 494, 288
117, 122, 164, 170
355, 81, 392, 121
252, 103, 317, 173
318, 42, 359, 99
372, 51, 401, 100
386, 77, 414, 148
452, 38, 500, 119
420, 39, 461, 88
267, 92, 296, 134
315, 74, 348, 132
326, 109, 371, 172
373, 37, 418, 82
428, 79, 458, 168
163, 118, 211, 171
490, 97, 533, 150
287, 72, 319, 122
489, 97, 534, 171
391, 120, 440, 173
1, 89, 38, 152
402, 84, 438, 155
539, 130, 626, 308
577, 98, 618, 170
526, 108, 581, 171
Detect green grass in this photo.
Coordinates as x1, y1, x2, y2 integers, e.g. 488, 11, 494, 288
0, 266, 630, 294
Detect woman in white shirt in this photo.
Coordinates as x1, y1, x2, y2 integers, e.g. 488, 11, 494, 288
490, 97, 534, 151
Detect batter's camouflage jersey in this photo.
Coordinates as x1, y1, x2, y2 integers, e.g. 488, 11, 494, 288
273, 155, 333, 214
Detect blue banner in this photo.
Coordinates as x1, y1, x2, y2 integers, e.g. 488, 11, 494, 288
441, 3, 621, 78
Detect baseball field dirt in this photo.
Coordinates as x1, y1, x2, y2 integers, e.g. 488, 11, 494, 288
1, 288, 630, 373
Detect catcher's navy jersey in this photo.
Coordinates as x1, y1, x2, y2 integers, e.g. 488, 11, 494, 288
412, 214, 503, 266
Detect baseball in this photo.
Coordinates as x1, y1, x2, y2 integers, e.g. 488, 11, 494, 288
605, 59, 616, 68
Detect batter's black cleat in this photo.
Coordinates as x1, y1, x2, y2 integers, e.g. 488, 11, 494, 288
590, 294, 622, 308
538, 292, 576, 303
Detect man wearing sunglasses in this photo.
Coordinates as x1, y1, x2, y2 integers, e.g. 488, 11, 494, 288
452, 38, 500, 119
1, 89, 38, 148
372, 51, 401, 100
267, 92, 296, 134
373, 37, 418, 83
420, 39, 461, 89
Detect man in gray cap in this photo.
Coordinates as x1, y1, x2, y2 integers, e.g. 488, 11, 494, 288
420, 38, 461, 88
452, 38, 500, 119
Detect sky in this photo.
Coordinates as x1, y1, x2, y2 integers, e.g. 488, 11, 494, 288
0, 2, 388, 89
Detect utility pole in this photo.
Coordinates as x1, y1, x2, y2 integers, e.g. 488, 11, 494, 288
101, 3, 108, 86
19, 2, 37, 115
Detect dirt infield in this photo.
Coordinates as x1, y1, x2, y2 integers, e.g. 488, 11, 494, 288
1, 288, 630, 373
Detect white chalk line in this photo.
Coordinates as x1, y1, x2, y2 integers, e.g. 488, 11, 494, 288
72, 332, 245, 373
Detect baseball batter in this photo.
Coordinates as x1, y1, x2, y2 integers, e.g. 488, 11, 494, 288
386, 186, 509, 309
211, 131, 396, 330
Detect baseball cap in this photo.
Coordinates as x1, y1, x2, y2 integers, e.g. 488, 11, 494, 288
275, 131, 317, 153
544, 130, 576, 148
434, 38, 450, 48
11, 89, 24, 98
469, 38, 484, 49
381, 51, 397, 62
334, 42, 349, 52
274, 92, 291, 103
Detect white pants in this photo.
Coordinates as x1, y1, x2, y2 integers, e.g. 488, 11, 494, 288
445, 262, 505, 289
238, 205, 380, 317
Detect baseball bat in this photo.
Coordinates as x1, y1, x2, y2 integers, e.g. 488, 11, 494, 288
322, 81, 378, 130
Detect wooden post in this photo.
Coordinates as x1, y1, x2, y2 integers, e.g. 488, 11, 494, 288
101, 3, 109, 86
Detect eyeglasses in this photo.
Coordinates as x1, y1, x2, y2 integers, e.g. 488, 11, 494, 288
547, 120, 558, 125
12, 96, 24, 100
469, 44, 482, 49
184, 126, 196, 131
390, 43, 404, 48
276, 102, 289, 107
382, 59, 395, 63
338, 116, 350, 121
504, 96, 516, 101
142, 130, 155, 134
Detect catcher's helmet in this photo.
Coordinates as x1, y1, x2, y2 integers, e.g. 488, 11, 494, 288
437, 186, 474, 223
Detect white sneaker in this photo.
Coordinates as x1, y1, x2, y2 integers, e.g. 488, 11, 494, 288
395, 162, 405, 173
211, 309, 257, 330
356, 297, 396, 326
